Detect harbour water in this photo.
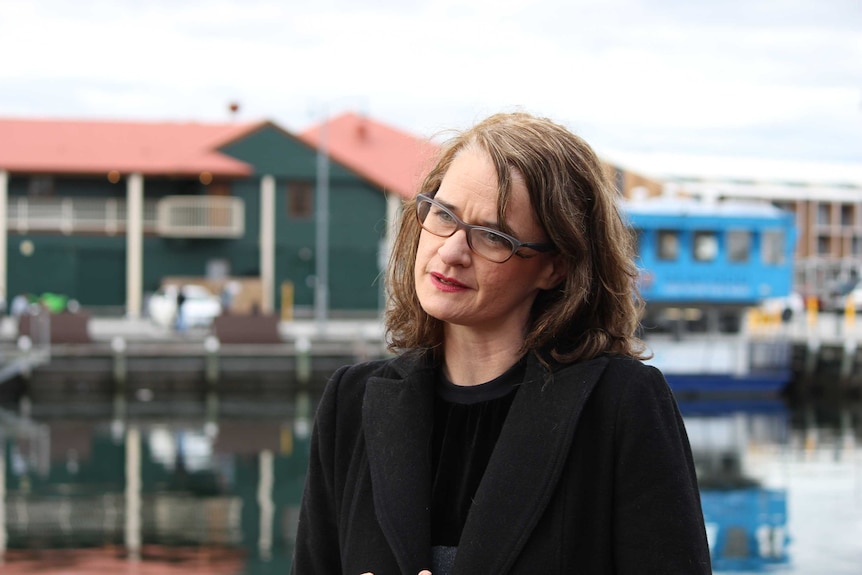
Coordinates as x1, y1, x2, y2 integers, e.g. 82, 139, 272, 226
1, 313, 860, 573
683, 398, 862, 574
1, 392, 859, 573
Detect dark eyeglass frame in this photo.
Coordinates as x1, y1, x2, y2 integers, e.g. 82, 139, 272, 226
415, 193, 555, 263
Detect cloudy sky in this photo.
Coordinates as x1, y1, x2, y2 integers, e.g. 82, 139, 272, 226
2, 0, 860, 181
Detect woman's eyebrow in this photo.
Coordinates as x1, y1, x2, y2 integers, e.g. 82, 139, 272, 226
435, 196, 502, 230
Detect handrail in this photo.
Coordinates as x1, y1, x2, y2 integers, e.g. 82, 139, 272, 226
6, 196, 244, 238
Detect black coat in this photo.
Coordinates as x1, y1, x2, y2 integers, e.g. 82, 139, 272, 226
292, 352, 712, 574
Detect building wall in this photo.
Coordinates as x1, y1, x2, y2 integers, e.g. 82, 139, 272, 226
220, 125, 387, 313
8, 234, 126, 306
5, 124, 389, 314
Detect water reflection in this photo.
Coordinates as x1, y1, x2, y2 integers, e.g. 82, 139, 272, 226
681, 399, 791, 571
680, 397, 862, 574
1, 395, 861, 574
1, 408, 313, 574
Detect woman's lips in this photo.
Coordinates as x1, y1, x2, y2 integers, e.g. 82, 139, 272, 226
430, 272, 468, 292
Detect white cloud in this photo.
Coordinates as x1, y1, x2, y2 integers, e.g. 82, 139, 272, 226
0, 0, 859, 168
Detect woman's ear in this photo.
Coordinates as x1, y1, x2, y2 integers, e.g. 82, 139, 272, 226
537, 253, 568, 291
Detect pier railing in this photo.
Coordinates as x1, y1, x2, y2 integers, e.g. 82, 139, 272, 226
7, 195, 244, 238
0, 308, 51, 386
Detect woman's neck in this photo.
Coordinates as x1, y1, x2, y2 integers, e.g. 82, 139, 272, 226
441, 328, 526, 386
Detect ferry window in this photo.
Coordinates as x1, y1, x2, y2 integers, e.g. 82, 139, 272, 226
657, 230, 679, 261
762, 230, 785, 264
727, 230, 750, 262
693, 231, 718, 262
287, 182, 313, 219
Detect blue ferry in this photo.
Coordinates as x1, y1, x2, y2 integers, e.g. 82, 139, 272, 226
622, 196, 797, 395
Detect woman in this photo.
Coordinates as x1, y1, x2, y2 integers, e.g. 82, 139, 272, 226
292, 113, 711, 574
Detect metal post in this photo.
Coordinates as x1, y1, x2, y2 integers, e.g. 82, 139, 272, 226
315, 119, 329, 330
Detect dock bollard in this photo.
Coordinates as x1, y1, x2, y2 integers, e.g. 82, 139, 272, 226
294, 336, 312, 441
839, 338, 857, 381
805, 296, 818, 328
296, 336, 311, 384
803, 337, 820, 377
111, 337, 127, 426
204, 336, 220, 438
16, 335, 33, 378
204, 335, 220, 385
111, 336, 127, 384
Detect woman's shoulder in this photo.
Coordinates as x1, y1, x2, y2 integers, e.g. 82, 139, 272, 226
602, 354, 664, 380
323, 352, 428, 399
326, 356, 397, 395
592, 355, 677, 413
552, 354, 670, 403
551, 353, 661, 381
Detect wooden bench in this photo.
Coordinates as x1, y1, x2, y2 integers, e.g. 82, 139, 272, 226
18, 310, 93, 344
211, 314, 282, 344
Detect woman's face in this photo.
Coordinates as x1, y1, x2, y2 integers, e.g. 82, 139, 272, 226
414, 146, 563, 338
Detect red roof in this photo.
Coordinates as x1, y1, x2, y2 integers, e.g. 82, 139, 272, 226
300, 112, 438, 200
0, 117, 269, 177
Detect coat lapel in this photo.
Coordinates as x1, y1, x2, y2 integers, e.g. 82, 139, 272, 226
363, 354, 437, 573
453, 355, 610, 574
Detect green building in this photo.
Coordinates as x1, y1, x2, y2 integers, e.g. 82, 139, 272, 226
0, 113, 433, 318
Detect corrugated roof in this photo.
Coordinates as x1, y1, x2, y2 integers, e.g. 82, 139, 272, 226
299, 112, 438, 200
0, 117, 268, 176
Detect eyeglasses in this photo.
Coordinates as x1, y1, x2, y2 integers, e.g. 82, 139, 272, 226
415, 193, 555, 263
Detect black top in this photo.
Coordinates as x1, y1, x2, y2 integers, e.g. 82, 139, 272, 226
430, 357, 524, 547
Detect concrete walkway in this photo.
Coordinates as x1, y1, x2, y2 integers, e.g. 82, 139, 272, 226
1, 314, 386, 344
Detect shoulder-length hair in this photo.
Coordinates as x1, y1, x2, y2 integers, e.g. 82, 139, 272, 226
385, 112, 647, 364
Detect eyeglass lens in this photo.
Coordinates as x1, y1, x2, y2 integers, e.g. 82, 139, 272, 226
416, 196, 516, 262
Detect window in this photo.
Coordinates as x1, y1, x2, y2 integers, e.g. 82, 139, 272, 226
28, 175, 54, 196
727, 230, 750, 262
817, 204, 830, 226
841, 204, 854, 227
657, 230, 679, 261
817, 236, 830, 256
287, 182, 313, 219
762, 230, 785, 264
693, 231, 718, 262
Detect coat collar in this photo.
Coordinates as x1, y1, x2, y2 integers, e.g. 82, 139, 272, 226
363, 351, 609, 575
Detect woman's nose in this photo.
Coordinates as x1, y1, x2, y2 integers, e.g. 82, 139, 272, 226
437, 230, 472, 266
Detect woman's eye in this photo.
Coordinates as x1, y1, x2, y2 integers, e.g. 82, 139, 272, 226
482, 230, 509, 246
433, 208, 455, 223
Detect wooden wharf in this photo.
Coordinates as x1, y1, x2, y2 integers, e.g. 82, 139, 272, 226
2, 310, 862, 417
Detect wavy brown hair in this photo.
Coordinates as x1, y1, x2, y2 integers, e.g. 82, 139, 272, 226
385, 112, 647, 364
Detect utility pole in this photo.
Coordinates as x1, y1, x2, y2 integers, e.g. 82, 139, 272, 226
314, 116, 330, 330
